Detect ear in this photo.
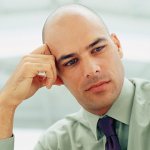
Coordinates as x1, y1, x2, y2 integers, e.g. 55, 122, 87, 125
110, 33, 123, 58
54, 76, 64, 86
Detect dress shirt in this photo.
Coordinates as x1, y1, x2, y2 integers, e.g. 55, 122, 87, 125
1, 78, 150, 150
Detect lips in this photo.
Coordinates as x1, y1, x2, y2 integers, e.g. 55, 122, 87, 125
85, 80, 110, 92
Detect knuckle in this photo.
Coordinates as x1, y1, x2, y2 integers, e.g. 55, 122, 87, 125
50, 59, 56, 66
42, 55, 55, 65
45, 66, 51, 73
46, 55, 55, 63
22, 55, 30, 60
23, 62, 31, 70
22, 55, 30, 63
45, 64, 51, 71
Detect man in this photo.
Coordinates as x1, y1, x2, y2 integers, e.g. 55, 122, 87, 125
0, 4, 150, 150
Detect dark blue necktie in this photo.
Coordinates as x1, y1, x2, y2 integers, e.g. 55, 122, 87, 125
97, 116, 121, 150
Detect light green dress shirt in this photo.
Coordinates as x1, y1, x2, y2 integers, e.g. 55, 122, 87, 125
1, 78, 150, 150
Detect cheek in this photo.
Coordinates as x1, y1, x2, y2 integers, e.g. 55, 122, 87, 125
61, 72, 82, 100
102, 51, 124, 87
108, 54, 124, 88
60, 68, 82, 89
108, 50, 123, 71
113, 54, 124, 76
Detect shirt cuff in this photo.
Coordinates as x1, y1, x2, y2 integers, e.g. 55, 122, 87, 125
0, 136, 14, 150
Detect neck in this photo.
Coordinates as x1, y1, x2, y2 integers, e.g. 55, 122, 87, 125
88, 105, 112, 116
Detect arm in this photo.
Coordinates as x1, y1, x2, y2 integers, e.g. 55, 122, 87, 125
0, 99, 16, 139
0, 44, 58, 142
0, 98, 15, 150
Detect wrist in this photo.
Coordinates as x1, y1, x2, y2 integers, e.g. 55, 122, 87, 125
0, 102, 15, 139
0, 91, 18, 110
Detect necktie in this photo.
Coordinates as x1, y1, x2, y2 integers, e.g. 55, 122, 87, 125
97, 116, 121, 150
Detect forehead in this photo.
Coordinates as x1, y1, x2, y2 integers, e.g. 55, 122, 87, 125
44, 15, 108, 57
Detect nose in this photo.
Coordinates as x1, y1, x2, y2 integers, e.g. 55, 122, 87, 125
82, 58, 101, 79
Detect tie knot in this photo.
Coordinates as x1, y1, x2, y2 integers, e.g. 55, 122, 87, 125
97, 116, 116, 138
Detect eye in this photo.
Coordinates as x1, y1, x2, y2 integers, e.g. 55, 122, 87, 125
64, 58, 78, 66
91, 45, 106, 54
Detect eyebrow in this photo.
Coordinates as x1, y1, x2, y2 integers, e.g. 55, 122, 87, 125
57, 53, 76, 64
57, 37, 107, 64
86, 37, 107, 49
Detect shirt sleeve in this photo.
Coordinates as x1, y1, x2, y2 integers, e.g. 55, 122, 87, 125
0, 136, 14, 150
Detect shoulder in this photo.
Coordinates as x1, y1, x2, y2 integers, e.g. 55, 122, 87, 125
129, 78, 150, 119
46, 111, 82, 134
34, 110, 87, 149
130, 77, 150, 86
128, 78, 150, 133
129, 78, 150, 98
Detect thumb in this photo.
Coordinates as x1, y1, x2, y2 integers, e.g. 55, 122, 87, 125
54, 76, 64, 86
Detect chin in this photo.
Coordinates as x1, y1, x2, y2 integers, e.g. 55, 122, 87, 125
83, 91, 117, 108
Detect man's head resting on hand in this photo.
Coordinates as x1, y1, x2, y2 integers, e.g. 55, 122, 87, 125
42, 4, 124, 115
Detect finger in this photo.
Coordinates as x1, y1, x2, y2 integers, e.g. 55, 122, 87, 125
35, 63, 56, 88
31, 44, 51, 55
34, 76, 47, 88
54, 76, 63, 86
22, 54, 55, 64
45, 65, 57, 88
21, 53, 57, 88
49, 56, 57, 82
22, 55, 56, 80
44, 45, 52, 55
30, 55, 57, 85
38, 72, 47, 77
36, 74, 52, 89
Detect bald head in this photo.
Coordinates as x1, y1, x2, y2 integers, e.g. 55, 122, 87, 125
42, 4, 109, 43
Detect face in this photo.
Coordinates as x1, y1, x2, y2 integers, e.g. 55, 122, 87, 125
45, 15, 124, 115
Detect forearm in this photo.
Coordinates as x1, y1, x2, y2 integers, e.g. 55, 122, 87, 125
0, 94, 16, 139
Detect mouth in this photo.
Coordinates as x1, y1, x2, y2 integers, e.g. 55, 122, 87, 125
85, 80, 111, 93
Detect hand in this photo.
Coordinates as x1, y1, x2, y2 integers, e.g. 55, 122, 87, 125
0, 44, 58, 108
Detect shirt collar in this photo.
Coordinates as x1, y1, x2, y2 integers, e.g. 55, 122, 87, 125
80, 78, 135, 140
106, 78, 134, 125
